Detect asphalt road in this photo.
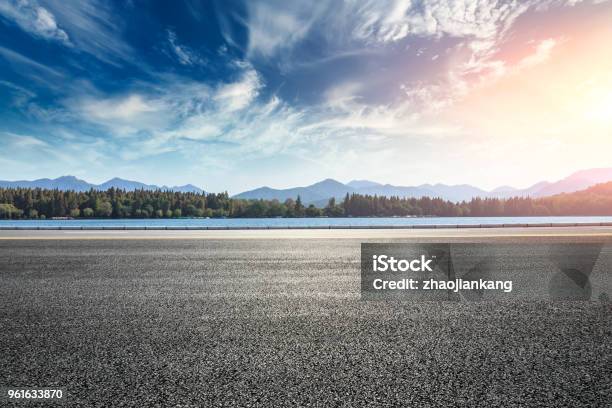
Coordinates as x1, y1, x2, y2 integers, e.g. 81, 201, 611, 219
1, 234, 611, 407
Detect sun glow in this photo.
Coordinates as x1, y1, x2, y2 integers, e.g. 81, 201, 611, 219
583, 89, 612, 124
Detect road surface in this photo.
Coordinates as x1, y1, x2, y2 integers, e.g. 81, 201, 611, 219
1, 229, 610, 406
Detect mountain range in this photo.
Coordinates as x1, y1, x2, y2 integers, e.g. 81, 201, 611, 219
0, 176, 203, 193
233, 167, 612, 205
2, 167, 612, 204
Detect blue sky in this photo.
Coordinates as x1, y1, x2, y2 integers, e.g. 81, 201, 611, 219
1, 0, 611, 193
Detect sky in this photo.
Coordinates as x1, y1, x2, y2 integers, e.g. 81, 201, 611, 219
0, 0, 611, 194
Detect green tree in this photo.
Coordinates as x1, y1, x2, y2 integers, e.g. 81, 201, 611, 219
247, 200, 267, 217
284, 198, 296, 217
2, 181, 612, 220
295, 195, 305, 217
95, 201, 113, 217
0, 203, 22, 219
325, 197, 344, 217
305, 204, 321, 217
266, 200, 285, 217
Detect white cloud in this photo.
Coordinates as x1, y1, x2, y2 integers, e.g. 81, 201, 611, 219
243, 0, 327, 57
56, 64, 266, 160
71, 90, 187, 137
395, 36, 560, 120
261, 0, 532, 56
324, 82, 363, 110
166, 29, 204, 66
518, 38, 557, 68
214, 68, 262, 111
3, 132, 49, 147
563, 0, 611, 5
0, 80, 37, 107
0, 0, 136, 65
39, 34, 554, 176
0, 46, 62, 76
240, 0, 541, 63
81, 94, 159, 121
346, 0, 536, 64
0, 0, 70, 44
45, 0, 133, 64
239, 1, 586, 65
0, 46, 65, 92
50, 62, 353, 166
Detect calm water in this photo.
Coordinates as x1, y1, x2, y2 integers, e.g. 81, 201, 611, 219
1, 216, 612, 228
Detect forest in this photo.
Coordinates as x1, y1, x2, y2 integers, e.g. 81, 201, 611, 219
1, 182, 612, 219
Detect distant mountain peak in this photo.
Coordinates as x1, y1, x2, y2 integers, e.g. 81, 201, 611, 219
232, 167, 612, 205
311, 178, 345, 187
168, 184, 204, 193
0, 176, 204, 193
3, 167, 612, 202
347, 180, 382, 189
491, 185, 516, 193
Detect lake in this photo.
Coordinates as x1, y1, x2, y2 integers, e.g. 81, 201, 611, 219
1, 216, 612, 229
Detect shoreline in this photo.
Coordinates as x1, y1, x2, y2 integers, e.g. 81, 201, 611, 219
1, 226, 612, 240
1, 221, 612, 231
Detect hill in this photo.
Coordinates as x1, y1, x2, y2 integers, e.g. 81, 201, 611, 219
233, 167, 612, 205
0, 176, 204, 193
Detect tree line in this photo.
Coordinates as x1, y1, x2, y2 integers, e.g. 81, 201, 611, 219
0, 182, 611, 219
